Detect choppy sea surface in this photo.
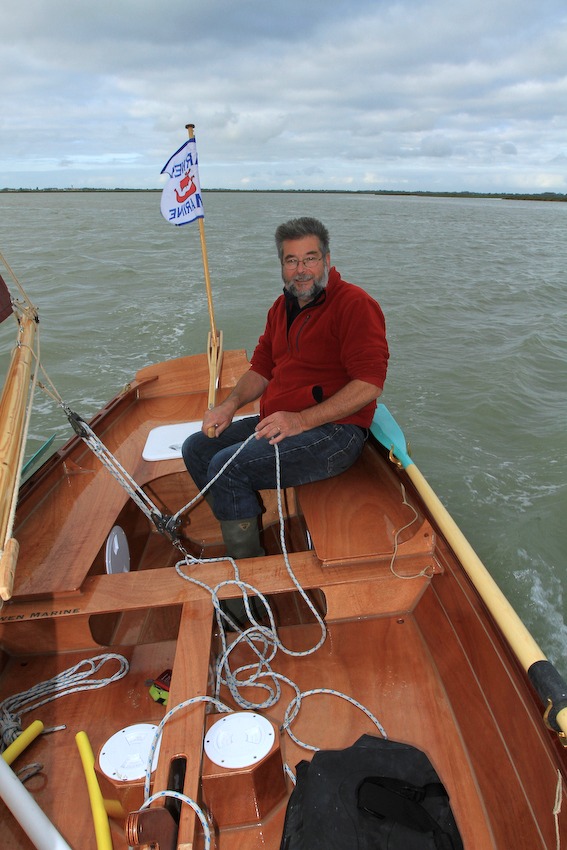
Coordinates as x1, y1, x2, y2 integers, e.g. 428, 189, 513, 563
1, 190, 566, 675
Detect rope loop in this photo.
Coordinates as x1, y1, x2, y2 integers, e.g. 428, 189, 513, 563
0, 653, 129, 751
171, 439, 391, 794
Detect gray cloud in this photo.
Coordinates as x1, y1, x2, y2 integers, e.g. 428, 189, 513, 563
1, 0, 566, 191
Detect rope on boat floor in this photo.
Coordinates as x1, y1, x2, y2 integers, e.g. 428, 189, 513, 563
0, 653, 129, 781
136, 441, 389, 844
174, 441, 384, 732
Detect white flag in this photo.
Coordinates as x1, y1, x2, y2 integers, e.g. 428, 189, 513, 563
160, 138, 204, 226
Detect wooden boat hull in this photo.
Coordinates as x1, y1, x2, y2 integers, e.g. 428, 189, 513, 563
0, 350, 565, 849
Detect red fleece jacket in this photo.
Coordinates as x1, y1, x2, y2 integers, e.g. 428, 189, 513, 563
249, 268, 389, 428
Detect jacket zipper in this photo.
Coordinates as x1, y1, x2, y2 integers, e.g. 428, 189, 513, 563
290, 313, 311, 353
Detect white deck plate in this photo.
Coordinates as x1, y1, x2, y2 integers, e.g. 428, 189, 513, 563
142, 416, 249, 461
204, 712, 275, 769
98, 723, 161, 782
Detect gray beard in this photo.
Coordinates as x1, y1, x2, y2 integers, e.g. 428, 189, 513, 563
284, 264, 329, 302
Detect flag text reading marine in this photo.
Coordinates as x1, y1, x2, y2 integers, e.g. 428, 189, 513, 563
160, 137, 204, 226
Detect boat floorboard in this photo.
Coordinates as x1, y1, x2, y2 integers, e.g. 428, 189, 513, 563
211, 614, 494, 849
0, 640, 176, 850
0, 612, 497, 850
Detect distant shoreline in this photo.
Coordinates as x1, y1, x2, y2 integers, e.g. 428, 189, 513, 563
1, 187, 565, 202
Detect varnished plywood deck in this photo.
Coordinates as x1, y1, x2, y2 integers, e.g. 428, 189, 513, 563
0, 641, 176, 849
0, 611, 494, 850
210, 613, 493, 849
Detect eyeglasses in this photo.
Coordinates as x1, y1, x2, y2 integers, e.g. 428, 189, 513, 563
282, 254, 323, 269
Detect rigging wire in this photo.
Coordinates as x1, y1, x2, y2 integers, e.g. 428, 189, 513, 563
0, 250, 37, 314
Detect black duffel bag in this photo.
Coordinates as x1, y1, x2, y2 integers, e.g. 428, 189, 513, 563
280, 735, 464, 850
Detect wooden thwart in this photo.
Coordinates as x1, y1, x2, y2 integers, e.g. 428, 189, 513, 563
297, 444, 436, 568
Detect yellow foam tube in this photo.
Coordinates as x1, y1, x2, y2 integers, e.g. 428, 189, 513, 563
75, 731, 113, 850
2, 719, 44, 765
103, 798, 126, 819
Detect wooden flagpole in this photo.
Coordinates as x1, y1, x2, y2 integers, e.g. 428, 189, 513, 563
185, 124, 223, 437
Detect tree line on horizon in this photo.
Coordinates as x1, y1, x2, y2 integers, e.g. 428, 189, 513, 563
1, 187, 566, 202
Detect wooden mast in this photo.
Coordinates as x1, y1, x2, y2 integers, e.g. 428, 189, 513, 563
0, 303, 37, 600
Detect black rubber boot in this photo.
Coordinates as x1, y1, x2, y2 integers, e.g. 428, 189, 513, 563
219, 518, 266, 629
220, 518, 265, 559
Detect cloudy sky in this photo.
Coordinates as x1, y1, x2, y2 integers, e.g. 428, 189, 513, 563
1, 0, 566, 193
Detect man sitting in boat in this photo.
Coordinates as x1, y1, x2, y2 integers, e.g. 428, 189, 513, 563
182, 216, 389, 559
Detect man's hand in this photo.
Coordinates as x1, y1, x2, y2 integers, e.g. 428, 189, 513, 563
255, 411, 306, 444
254, 379, 382, 444
202, 399, 238, 437
202, 370, 269, 438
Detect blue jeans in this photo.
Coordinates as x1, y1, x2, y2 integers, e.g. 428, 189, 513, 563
182, 416, 367, 521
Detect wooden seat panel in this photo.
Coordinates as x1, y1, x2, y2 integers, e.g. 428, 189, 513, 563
296, 444, 436, 566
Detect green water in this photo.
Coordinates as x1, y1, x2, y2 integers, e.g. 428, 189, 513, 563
1, 190, 566, 673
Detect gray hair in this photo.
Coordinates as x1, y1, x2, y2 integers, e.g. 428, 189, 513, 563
274, 217, 330, 262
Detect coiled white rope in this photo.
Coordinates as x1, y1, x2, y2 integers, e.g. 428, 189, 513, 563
282, 687, 387, 749
161, 442, 388, 817
0, 653, 130, 752
174, 440, 328, 702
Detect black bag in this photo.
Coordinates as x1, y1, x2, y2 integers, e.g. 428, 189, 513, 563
280, 735, 464, 850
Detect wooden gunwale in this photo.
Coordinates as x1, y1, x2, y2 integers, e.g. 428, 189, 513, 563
416, 547, 563, 849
